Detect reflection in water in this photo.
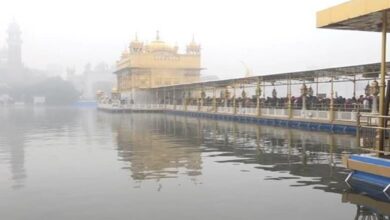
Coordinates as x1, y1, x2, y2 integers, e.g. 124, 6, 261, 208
112, 113, 357, 192
110, 113, 390, 218
1, 108, 389, 219
0, 107, 79, 189
343, 191, 390, 220
114, 115, 202, 181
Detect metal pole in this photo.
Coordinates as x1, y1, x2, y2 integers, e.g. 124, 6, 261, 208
378, 11, 387, 154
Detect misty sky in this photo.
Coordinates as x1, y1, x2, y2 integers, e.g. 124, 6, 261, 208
0, 0, 387, 79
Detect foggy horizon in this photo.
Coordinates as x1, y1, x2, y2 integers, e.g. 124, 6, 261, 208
1, 0, 386, 79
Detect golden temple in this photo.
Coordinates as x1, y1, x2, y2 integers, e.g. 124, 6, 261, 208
114, 31, 202, 99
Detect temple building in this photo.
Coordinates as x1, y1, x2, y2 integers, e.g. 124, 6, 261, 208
114, 31, 202, 102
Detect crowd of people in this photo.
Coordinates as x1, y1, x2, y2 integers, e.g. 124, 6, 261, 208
184, 94, 375, 112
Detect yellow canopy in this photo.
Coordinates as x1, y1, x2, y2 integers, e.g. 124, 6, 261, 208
317, 0, 390, 32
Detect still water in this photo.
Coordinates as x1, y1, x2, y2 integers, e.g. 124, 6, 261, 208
0, 107, 388, 220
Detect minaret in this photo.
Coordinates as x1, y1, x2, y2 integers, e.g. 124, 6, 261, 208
129, 33, 144, 53
7, 20, 22, 68
186, 34, 201, 55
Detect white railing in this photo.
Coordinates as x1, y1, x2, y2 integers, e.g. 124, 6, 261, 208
98, 103, 362, 123
187, 105, 198, 112
335, 111, 357, 122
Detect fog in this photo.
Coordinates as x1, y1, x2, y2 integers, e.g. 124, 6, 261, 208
0, 0, 387, 104
0, 0, 385, 79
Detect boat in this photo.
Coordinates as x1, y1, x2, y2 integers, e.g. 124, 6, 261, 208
344, 154, 390, 199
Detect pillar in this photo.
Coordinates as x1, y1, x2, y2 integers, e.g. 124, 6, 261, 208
213, 87, 217, 113
301, 83, 307, 111
288, 77, 292, 119
184, 90, 188, 111
173, 88, 176, 110
233, 83, 237, 114
256, 79, 261, 117
163, 88, 166, 109
329, 76, 334, 122
378, 11, 387, 154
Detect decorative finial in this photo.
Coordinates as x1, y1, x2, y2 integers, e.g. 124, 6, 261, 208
156, 30, 160, 41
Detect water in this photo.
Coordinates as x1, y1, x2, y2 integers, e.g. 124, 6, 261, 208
0, 107, 388, 220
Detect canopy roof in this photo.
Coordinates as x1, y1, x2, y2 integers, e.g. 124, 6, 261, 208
151, 62, 390, 90
317, 0, 390, 32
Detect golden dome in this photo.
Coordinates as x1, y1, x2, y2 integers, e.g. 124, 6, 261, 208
148, 40, 171, 50
145, 30, 175, 53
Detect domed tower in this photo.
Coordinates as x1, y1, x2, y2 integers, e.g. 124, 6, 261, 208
129, 33, 144, 53
7, 20, 22, 68
186, 35, 200, 55
146, 31, 175, 53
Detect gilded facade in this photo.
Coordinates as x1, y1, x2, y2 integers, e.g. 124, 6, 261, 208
115, 32, 201, 95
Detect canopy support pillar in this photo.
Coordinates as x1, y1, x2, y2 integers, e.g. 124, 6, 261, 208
378, 11, 388, 155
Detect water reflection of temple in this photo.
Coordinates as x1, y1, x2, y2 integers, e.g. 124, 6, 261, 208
113, 114, 202, 181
